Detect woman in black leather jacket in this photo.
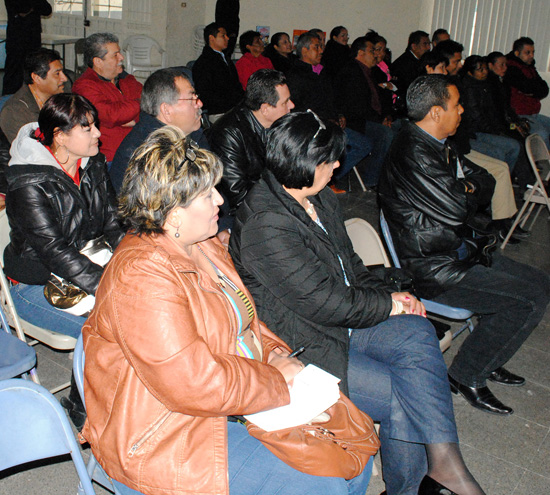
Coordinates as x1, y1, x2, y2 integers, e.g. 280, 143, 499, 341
4, 93, 123, 427
230, 111, 485, 495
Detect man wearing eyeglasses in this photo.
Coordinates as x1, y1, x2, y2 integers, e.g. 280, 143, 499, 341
109, 68, 206, 194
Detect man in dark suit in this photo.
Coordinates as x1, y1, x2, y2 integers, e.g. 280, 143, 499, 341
192, 22, 244, 123
390, 30, 431, 102
336, 36, 394, 187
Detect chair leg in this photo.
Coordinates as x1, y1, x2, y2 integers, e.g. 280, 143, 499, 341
353, 166, 367, 192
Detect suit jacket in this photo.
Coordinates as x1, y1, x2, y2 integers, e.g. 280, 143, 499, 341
336, 60, 383, 132
390, 50, 421, 98
192, 46, 244, 115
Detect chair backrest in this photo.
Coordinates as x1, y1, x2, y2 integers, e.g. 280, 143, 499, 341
379, 211, 402, 268
526, 133, 550, 182
122, 35, 166, 74
0, 379, 96, 495
0, 304, 36, 380
74, 38, 87, 77
344, 218, 391, 268
0, 209, 76, 350
74, 334, 85, 408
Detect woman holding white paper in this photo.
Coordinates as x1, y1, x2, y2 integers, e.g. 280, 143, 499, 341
80, 126, 371, 495
229, 111, 485, 495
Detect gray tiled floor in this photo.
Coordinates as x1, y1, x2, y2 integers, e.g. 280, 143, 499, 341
1, 175, 549, 495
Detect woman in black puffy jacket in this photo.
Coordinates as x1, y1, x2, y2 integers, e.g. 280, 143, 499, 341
4, 93, 123, 427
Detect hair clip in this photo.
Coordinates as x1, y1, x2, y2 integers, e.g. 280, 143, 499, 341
307, 109, 326, 139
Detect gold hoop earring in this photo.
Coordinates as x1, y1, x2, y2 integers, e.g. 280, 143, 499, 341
55, 144, 70, 165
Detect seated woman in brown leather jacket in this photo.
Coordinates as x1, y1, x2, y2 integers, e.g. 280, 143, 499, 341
80, 126, 372, 495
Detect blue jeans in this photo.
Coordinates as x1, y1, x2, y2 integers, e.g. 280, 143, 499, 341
432, 253, 550, 388
10, 283, 86, 339
522, 113, 550, 147
336, 128, 373, 180
469, 133, 521, 172
360, 121, 394, 187
348, 315, 458, 495
112, 422, 372, 495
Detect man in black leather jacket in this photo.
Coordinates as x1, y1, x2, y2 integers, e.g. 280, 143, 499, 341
379, 75, 550, 416
209, 69, 294, 222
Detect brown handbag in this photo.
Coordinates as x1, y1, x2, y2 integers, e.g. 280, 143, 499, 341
246, 392, 380, 479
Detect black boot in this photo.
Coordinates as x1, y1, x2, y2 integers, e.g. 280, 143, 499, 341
60, 372, 87, 431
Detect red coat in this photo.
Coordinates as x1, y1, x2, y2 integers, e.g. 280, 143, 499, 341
505, 53, 549, 116
235, 53, 274, 90
73, 68, 142, 161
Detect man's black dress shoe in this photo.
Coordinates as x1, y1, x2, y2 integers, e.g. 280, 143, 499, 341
448, 375, 513, 415
488, 367, 526, 386
418, 475, 458, 495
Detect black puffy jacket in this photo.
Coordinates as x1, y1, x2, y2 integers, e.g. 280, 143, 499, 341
209, 104, 268, 215
230, 169, 393, 393
4, 123, 124, 294
461, 75, 506, 134
378, 122, 495, 299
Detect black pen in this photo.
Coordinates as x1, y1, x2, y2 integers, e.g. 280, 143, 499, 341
289, 346, 306, 358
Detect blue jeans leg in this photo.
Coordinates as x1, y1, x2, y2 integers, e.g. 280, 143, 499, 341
433, 253, 550, 387
521, 113, 550, 147
348, 315, 458, 495
336, 128, 373, 180
361, 121, 394, 187
10, 283, 86, 339
227, 421, 372, 495
111, 422, 373, 495
469, 133, 520, 172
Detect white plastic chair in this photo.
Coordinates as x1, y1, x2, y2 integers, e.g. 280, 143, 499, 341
0, 379, 96, 495
122, 35, 167, 77
379, 212, 475, 341
501, 133, 550, 249
0, 209, 76, 391
73, 335, 116, 494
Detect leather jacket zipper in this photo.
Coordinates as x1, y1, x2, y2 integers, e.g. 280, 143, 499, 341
128, 411, 172, 457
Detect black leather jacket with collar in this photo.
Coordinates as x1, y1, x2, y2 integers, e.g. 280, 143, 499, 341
4, 123, 124, 294
378, 122, 495, 298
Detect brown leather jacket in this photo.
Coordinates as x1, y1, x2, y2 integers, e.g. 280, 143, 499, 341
81, 233, 290, 495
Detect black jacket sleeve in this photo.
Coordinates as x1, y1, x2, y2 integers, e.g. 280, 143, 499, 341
237, 210, 392, 332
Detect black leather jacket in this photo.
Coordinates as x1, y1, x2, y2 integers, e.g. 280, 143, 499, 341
4, 124, 124, 294
208, 104, 268, 215
378, 122, 495, 298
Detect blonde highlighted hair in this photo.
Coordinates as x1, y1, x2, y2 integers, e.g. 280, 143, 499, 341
118, 125, 222, 235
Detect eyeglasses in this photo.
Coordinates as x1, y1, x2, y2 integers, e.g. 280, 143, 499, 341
178, 93, 200, 103
307, 109, 326, 139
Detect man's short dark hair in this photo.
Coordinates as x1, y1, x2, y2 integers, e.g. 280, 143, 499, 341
432, 39, 464, 65
244, 69, 286, 110
141, 68, 191, 117
407, 75, 452, 122
24, 48, 62, 85
432, 29, 449, 44
84, 33, 119, 68
204, 22, 223, 45
350, 37, 369, 58
239, 30, 260, 54
407, 30, 429, 49
513, 37, 534, 53
266, 111, 346, 189
296, 32, 320, 60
